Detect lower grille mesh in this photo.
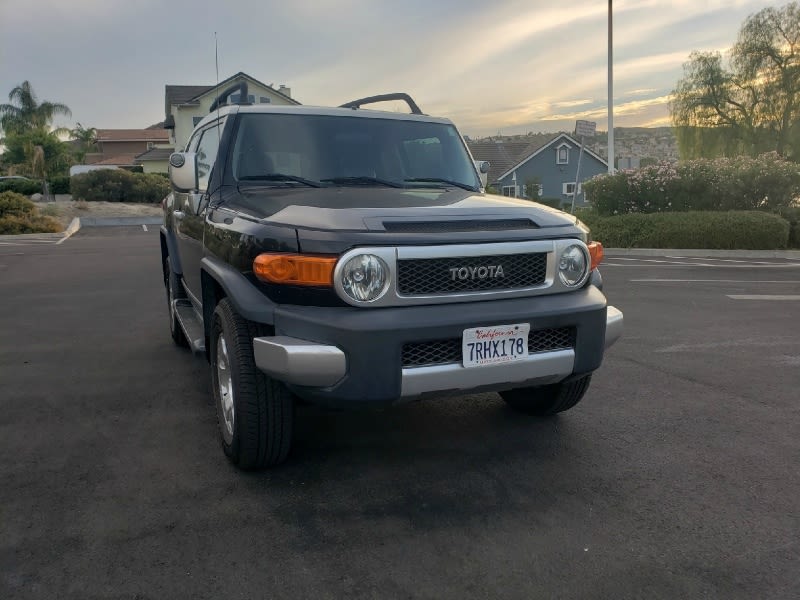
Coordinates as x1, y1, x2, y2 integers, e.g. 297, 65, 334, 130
402, 327, 576, 368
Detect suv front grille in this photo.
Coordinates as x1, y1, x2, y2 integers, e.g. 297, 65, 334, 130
397, 252, 548, 295
402, 327, 576, 368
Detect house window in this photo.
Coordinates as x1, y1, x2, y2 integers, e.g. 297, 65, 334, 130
230, 93, 256, 104
562, 182, 582, 196
556, 145, 570, 164
502, 185, 518, 198
259, 96, 271, 104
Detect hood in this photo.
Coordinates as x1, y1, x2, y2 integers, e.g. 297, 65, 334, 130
226, 185, 579, 233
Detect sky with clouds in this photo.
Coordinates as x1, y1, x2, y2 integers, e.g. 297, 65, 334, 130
0, 0, 776, 138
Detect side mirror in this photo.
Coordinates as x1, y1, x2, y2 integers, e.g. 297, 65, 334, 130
169, 152, 198, 192
474, 160, 490, 188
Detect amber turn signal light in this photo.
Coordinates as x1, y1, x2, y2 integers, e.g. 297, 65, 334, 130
253, 253, 337, 286
588, 241, 604, 271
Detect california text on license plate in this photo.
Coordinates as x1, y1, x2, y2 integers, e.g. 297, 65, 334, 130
462, 323, 530, 368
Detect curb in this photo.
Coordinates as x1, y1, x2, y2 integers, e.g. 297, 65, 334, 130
605, 248, 800, 259
77, 216, 162, 227
0, 216, 163, 244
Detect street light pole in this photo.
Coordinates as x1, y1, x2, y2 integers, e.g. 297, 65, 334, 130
608, 0, 614, 174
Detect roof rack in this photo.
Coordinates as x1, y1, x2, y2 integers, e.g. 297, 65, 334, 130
340, 93, 423, 115
209, 81, 251, 113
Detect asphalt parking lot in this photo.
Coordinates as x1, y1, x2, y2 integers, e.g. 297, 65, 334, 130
1, 226, 798, 599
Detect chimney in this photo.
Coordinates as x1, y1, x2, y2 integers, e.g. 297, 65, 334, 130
278, 84, 291, 98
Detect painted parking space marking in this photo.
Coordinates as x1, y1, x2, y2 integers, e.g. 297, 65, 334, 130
631, 279, 800, 283
727, 295, 800, 301
605, 257, 800, 268
0, 237, 64, 247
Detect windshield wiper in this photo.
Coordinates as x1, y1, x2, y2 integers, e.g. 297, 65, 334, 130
238, 173, 321, 188
320, 176, 403, 188
404, 178, 476, 191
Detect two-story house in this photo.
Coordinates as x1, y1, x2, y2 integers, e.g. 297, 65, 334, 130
164, 72, 300, 151
84, 127, 171, 170
468, 134, 607, 208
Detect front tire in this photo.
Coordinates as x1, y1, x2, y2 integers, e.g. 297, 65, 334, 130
500, 374, 592, 416
210, 298, 293, 469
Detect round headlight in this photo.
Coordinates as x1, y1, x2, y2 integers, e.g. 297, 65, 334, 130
558, 245, 588, 287
340, 254, 389, 302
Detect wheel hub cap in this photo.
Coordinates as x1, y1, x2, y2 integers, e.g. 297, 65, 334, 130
216, 336, 235, 441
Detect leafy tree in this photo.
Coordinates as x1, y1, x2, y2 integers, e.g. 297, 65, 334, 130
670, 2, 800, 160
1, 128, 72, 178
70, 122, 97, 163
0, 81, 71, 134
0, 82, 73, 178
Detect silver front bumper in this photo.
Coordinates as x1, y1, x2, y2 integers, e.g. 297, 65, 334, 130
253, 305, 622, 393
605, 306, 623, 349
253, 336, 347, 388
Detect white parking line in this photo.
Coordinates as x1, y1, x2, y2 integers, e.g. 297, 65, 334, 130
605, 256, 800, 268
727, 295, 800, 301
142, 224, 148, 232
631, 279, 800, 283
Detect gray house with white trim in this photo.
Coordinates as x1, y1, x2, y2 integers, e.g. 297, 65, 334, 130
469, 134, 607, 208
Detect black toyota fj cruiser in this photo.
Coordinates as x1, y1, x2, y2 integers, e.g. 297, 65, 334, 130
161, 83, 622, 469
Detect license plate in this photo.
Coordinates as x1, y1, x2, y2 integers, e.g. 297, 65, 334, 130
462, 323, 530, 368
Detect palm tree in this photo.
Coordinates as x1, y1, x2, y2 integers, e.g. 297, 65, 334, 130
0, 81, 71, 134
70, 122, 97, 163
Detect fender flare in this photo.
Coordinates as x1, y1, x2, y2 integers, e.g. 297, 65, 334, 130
160, 226, 182, 275
201, 255, 276, 326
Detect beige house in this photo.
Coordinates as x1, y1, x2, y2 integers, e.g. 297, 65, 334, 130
164, 72, 299, 151
85, 127, 171, 168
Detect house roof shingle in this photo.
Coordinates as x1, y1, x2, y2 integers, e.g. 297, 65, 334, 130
135, 148, 173, 162
467, 137, 556, 184
95, 129, 170, 142
93, 153, 140, 166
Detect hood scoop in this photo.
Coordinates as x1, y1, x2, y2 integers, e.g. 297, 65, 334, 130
381, 218, 538, 233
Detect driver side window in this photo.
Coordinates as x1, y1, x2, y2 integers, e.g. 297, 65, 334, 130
195, 125, 221, 192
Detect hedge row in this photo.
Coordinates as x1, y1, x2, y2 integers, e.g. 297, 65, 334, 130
584, 153, 800, 216
579, 210, 792, 250
70, 170, 170, 203
0, 191, 61, 234
0, 176, 75, 196
0, 179, 42, 195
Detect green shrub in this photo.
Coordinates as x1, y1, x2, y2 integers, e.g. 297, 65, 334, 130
0, 178, 41, 196
48, 175, 71, 194
585, 153, 800, 216
775, 206, 800, 248
0, 191, 36, 218
0, 191, 61, 234
70, 169, 170, 203
0, 214, 62, 234
584, 211, 790, 250
130, 173, 171, 203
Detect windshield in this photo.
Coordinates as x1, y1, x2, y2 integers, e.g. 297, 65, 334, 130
230, 113, 480, 190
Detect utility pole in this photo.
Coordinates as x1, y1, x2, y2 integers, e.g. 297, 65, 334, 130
608, 0, 614, 174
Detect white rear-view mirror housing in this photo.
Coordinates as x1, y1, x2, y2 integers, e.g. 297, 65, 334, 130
169, 152, 198, 192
